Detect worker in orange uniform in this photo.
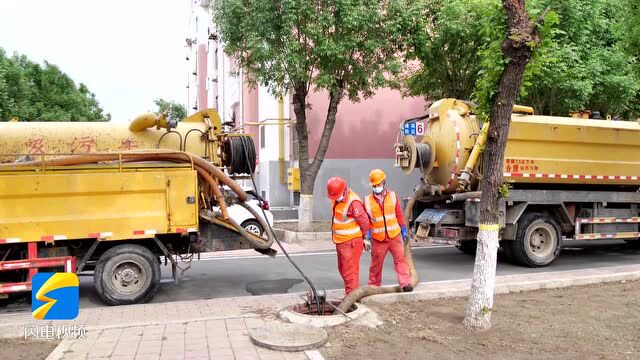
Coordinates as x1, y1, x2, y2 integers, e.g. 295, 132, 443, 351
327, 176, 372, 295
364, 169, 413, 292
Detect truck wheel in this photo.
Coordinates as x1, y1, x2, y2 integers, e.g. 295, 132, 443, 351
456, 240, 477, 255
94, 244, 160, 306
510, 213, 562, 267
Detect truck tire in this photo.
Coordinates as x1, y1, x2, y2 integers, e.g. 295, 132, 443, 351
456, 240, 477, 255
94, 244, 160, 306
509, 213, 562, 267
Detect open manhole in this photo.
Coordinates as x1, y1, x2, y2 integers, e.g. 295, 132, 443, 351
279, 301, 376, 328
290, 301, 356, 316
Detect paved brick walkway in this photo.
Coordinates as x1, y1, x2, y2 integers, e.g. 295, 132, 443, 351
1, 290, 337, 359
48, 317, 313, 360
1, 264, 638, 359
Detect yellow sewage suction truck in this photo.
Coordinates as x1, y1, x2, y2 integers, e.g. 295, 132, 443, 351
395, 99, 640, 267
0, 109, 272, 305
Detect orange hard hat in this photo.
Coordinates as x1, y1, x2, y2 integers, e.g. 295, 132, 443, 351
327, 177, 347, 200
369, 169, 386, 186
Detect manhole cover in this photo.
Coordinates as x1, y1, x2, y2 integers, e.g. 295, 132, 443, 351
249, 322, 328, 352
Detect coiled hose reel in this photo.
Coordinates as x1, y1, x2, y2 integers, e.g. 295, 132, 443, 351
397, 134, 435, 177
224, 136, 257, 175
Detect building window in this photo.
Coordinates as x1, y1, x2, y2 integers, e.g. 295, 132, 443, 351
231, 102, 239, 127
260, 126, 265, 149
229, 55, 238, 74
215, 48, 218, 72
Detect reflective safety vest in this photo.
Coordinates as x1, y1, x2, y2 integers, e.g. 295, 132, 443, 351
364, 191, 401, 241
331, 191, 364, 244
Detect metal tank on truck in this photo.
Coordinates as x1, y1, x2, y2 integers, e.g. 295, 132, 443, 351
0, 109, 270, 305
0, 109, 248, 170
395, 99, 640, 267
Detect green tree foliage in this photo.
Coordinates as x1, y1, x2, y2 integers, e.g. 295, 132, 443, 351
404, 0, 491, 100
213, 0, 422, 101
0, 48, 110, 122
619, 0, 640, 58
472, 1, 557, 117
618, 0, 640, 112
406, 0, 640, 120
526, 0, 639, 118
213, 0, 424, 225
153, 98, 187, 120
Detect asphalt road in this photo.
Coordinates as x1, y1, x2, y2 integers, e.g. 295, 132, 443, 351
2, 240, 639, 314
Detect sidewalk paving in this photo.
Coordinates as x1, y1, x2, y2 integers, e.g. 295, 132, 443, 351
47, 317, 316, 360
0, 264, 638, 359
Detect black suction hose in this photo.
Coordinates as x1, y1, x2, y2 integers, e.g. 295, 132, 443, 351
416, 143, 432, 171
240, 142, 322, 313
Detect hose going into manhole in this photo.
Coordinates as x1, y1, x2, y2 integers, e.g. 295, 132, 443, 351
237, 145, 324, 313
333, 186, 426, 314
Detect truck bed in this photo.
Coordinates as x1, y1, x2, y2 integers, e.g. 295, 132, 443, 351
0, 163, 199, 243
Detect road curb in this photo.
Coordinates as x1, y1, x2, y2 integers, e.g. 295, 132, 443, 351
272, 228, 332, 244
44, 339, 72, 360
360, 265, 640, 305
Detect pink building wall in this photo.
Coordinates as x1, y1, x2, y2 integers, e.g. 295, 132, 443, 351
242, 75, 260, 161
197, 44, 208, 109
302, 88, 427, 159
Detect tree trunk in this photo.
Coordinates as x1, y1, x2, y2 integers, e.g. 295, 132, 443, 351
294, 82, 343, 230
464, 0, 543, 331
293, 83, 313, 229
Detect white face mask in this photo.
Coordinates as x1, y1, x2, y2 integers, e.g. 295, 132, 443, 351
336, 194, 345, 202
373, 185, 384, 194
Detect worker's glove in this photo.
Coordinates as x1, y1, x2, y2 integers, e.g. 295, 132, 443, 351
363, 238, 371, 252
363, 231, 372, 252
401, 226, 409, 245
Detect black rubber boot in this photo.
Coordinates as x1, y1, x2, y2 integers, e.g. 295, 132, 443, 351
402, 285, 413, 292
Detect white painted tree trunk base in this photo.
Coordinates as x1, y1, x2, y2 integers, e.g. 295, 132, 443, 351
463, 227, 500, 331
298, 195, 314, 231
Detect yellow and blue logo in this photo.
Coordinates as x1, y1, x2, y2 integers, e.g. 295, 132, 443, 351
31, 272, 79, 320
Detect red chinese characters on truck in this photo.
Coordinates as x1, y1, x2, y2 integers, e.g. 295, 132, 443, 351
70, 136, 97, 153
118, 138, 139, 151
25, 137, 45, 155
23, 136, 141, 155
505, 158, 538, 173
